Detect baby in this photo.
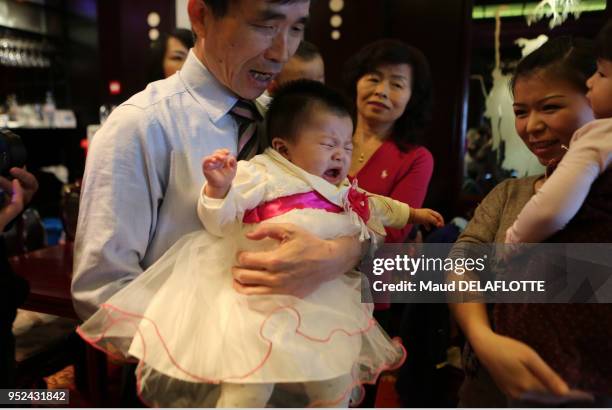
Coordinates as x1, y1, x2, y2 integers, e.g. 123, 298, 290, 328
78, 80, 443, 408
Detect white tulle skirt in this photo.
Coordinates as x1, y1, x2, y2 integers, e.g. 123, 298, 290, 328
78, 209, 405, 407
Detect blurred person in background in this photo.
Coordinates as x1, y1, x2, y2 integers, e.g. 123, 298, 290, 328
147, 28, 195, 82
257, 40, 325, 107
0, 168, 38, 387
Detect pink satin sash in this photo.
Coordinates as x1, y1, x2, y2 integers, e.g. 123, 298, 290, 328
242, 191, 343, 223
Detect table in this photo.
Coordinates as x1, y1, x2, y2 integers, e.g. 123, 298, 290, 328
10, 243, 108, 406
10, 243, 76, 319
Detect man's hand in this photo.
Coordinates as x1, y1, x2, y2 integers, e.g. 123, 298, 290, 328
231, 223, 362, 297
473, 330, 569, 399
202, 149, 237, 199
0, 167, 38, 205
0, 178, 24, 231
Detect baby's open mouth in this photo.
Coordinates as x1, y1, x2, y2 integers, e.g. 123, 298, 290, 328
324, 168, 341, 179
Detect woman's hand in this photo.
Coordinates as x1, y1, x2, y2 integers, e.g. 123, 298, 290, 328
230, 223, 362, 297
472, 330, 569, 399
202, 149, 237, 199
0, 179, 24, 231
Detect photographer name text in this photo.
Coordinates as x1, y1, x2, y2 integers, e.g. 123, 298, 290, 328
372, 280, 546, 293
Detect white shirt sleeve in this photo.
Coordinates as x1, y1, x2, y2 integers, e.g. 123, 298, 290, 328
506, 119, 612, 243
72, 106, 168, 320
197, 160, 268, 237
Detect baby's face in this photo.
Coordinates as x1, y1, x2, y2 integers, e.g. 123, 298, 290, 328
284, 111, 353, 185
587, 59, 612, 119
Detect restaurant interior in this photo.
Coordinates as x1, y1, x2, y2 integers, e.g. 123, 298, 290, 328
1, 0, 610, 407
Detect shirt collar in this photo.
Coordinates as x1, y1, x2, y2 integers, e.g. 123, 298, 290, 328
178, 49, 238, 124
256, 90, 274, 109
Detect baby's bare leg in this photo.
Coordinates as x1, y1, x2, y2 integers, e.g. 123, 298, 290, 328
215, 382, 274, 408
303, 374, 353, 407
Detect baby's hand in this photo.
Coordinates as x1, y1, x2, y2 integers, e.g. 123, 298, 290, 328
202, 149, 237, 199
410, 208, 445, 230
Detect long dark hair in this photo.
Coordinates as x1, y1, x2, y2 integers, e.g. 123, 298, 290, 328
343, 39, 433, 150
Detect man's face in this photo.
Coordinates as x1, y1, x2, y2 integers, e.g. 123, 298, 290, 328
275, 55, 325, 87
198, 0, 310, 99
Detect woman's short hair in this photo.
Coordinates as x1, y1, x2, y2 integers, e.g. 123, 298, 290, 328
343, 39, 433, 150
147, 28, 195, 83
511, 36, 595, 95
596, 19, 612, 60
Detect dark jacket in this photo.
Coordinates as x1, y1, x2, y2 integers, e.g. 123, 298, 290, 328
495, 168, 612, 396
1, 237, 29, 387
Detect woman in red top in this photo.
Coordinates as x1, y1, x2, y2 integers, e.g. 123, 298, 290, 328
343, 38, 436, 407
344, 39, 434, 244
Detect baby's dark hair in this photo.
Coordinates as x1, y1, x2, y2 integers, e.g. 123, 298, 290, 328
511, 36, 595, 95
266, 79, 353, 145
596, 19, 612, 60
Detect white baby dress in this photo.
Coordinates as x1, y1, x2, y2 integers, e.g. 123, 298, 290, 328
78, 149, 407, 407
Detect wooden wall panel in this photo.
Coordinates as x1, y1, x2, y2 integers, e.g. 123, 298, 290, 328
98, 0, 176, 103
385, 0, 473, 215
306, 0, 387, 89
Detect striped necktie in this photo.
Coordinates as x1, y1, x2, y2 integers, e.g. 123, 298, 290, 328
231, 99, 263, 161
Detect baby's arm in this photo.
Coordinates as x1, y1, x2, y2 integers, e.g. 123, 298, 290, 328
369, 194, 444, 230
506, 119, 612, 243
409, 208, 445, 229
202, 149, 237, 199
198, 150, 267, 236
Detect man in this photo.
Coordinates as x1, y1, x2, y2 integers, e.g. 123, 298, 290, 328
257, 40, 325, 107
72, 0, 363, 320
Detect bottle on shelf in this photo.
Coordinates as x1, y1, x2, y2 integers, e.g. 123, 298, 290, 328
7, 94, 19, 122
42, 90, 56, 127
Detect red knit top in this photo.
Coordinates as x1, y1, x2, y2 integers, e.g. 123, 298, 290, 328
351, 140, 434, 243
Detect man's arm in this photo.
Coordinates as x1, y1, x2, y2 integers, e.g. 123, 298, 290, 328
71, 106, 166, 320
230, 224, 363, 297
